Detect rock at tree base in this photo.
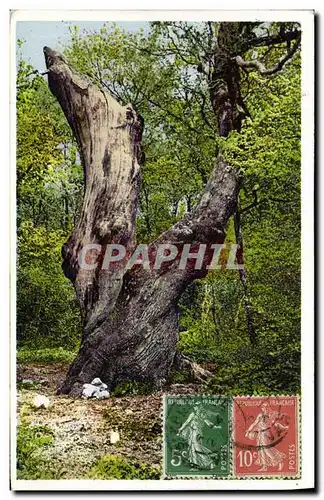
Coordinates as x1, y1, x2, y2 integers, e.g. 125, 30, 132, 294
81, 378, 110, 399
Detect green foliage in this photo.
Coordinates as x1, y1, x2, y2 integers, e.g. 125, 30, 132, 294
17, 347, 77, 365
17, 222, 81, 349
16, 23, 301, 395
16, 42, 83, 351
111, 380, 153, 397
16, 423, 62, 479
166, 368, 193, 385
17, 380, 43, 390
64, 23, 215, 242
16, 55, 69, 210
206, 343, 300, 395
88, 454, 161, 480
179, 267, 300, 393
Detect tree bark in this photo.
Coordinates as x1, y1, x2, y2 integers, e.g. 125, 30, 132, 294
43, 31, 242, 396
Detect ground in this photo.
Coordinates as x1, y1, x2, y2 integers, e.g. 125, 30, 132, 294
16, 363, 202, 479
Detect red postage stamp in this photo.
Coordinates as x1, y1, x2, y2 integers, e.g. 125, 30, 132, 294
233, 396, 300, 478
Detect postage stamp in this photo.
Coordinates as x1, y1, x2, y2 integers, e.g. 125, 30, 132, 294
233, 396, 300, 478
163, 395, 231, 477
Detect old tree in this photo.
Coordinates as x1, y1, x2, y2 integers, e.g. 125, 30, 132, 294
43, 22, 301, 396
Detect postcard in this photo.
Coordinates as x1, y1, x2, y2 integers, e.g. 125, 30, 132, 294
10, 9, 314, 491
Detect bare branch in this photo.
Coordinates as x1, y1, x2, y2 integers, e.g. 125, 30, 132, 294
168, 29, 195, 65
241, 191, 298, 215
17, 68, 49, 90
235, 36, 301, 76
147, 97, 215, 139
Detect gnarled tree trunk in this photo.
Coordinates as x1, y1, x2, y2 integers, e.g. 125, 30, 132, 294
43, 31, 242, 396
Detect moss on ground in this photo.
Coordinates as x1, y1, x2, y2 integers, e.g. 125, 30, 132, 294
102, 397, 162, 443
111, 380, 154, 397
16, 422, 67, 479
16, 366, 164, 479
88, 454, 161, 479
15, 362, 201, 480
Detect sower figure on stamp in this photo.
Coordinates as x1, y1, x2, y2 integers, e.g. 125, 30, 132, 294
177, 402, 221, 470
245, 402, 289, 472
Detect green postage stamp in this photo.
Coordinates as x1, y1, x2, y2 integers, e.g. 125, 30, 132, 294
163, 395, 230, 477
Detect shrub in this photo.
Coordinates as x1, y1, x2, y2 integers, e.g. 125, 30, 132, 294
111, 380, 153, 397
17, 347, 76, 365
16, 423, 62, 479
206, 343, 300, 395
17, 223, 81, 349
88, 454, 161, 480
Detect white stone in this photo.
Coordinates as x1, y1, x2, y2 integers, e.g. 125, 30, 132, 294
91, 378, 103, 386
95, 390, 110, 400
83, 383, 94, 390
32, 394, 50, 409
82, 381, 110, 399
109, 429, 120, 444
82, 385, 97, 399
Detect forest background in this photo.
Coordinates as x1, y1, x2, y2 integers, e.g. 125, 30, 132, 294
16, 20, 301, 396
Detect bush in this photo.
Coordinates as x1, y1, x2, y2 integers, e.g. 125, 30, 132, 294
177, 272, 300, 395
17, 347, 77, 365
16, 423, 63, 479
166, 368, 193, 385
17, 223, 81, 349
206, 343, 300, 395
88, 454, 161, 479
111, 380, 153, 397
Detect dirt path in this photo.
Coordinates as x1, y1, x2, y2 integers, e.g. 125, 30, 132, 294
17, 364, 201, 479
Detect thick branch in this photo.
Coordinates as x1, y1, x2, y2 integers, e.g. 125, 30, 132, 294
246, 29, 301, 49
44, 46, 143, 322
235, 36, 301, 76
142, 153, 241, 287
